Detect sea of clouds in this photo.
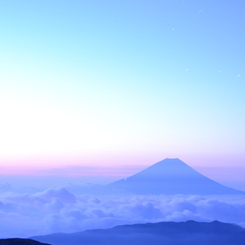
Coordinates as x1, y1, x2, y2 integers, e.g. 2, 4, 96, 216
0, 186, 245, 238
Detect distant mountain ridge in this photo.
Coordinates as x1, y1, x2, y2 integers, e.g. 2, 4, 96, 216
108, 158, 245, 195
31, 220, 245, 245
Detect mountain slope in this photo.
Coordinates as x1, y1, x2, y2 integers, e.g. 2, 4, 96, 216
31, 220, 245, 245
108, 158, 245, 195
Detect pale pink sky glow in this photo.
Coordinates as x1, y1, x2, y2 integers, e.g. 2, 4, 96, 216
0, 154, 245, 191
1, 153, 244, 175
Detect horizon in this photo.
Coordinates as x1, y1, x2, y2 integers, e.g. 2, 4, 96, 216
0, 158, 245, 238
0, 157, 245, 192
0, 0, 245, 239
0, 0, 244, 180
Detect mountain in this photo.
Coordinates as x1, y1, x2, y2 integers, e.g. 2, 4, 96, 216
108, 158, 245, 195
31, 220, 245, 245
0, 239, 50, 245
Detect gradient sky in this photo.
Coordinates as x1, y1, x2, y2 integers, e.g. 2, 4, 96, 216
0, 0, 245, 179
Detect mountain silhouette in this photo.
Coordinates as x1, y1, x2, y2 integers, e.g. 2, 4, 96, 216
0, 239, 50, 245
31, 220, 245, 245
108, 158, 245, 195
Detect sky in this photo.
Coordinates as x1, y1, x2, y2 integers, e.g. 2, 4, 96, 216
0, 0, 245, 187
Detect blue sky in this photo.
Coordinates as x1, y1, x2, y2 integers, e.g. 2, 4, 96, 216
0, 0, 245, 177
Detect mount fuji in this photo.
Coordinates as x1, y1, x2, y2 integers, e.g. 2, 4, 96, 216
108, 158, 244, 195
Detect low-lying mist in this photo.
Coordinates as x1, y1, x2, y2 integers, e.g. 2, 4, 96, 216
0, 186, 245, 238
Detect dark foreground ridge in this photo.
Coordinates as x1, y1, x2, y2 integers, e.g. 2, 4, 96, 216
108, 158, 245, 195
31, 220, 245, 245
0, 239, 50, 245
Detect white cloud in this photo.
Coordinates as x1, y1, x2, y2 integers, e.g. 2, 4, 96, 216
35, 188, 77, 204
0, 189, 245, 238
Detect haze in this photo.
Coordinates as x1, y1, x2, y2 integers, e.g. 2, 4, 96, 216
0, 0, 245, 180
0, 0, 245, 241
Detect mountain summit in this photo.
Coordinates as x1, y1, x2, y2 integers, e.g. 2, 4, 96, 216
108, 158, 244, 195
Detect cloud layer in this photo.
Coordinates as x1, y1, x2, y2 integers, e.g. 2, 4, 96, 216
0, 188, 245, 238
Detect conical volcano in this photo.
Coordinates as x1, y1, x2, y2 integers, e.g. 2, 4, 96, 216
108, 158, 244, 195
